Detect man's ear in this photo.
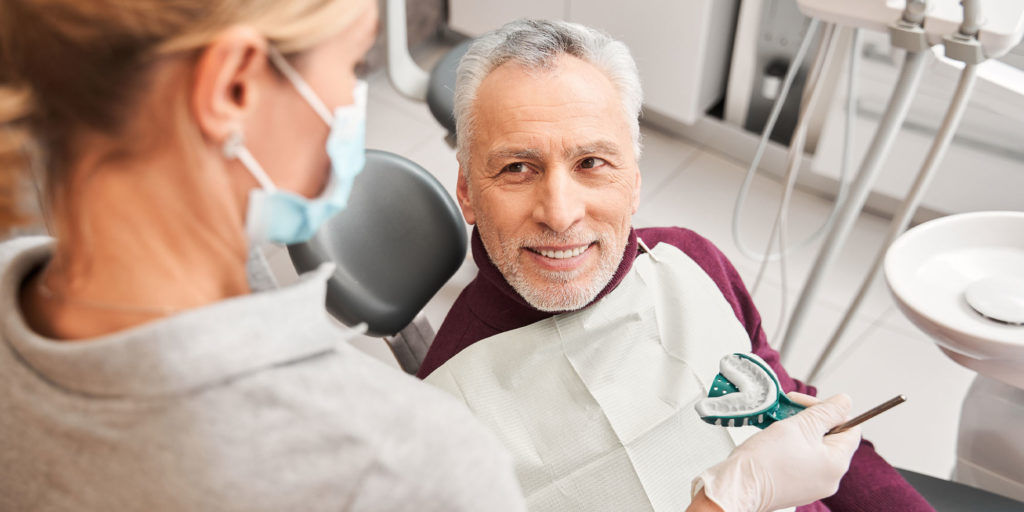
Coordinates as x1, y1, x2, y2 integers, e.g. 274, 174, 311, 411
631, 167, 642, 214
190, 26, 269, 143
456, 167, 476, 225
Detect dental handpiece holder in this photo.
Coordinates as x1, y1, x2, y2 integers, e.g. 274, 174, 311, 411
797, 0, 1024, 60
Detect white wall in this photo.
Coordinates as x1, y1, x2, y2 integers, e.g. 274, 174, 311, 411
449, 0, 739, 126
811, 33, 1024, 215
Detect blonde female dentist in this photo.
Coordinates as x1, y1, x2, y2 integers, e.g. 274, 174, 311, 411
0, 0, 522, 510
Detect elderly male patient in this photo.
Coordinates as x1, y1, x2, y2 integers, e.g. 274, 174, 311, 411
418, 19, 932, 512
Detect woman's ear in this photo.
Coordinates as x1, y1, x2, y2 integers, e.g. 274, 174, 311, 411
190, 26, 270, 143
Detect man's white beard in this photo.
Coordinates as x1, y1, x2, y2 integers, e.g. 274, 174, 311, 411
505, 260, 618, 312
478, 219, 625, 312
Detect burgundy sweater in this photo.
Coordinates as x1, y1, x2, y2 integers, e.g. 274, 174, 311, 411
420, 226, 933, 512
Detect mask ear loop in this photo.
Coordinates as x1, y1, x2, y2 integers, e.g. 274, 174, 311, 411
223, 131, 278, 192
266, 46, 334, 126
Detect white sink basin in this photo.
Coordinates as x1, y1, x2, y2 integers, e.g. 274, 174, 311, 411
885, 211, 1024, 389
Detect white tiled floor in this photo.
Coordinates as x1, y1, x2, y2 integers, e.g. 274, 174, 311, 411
267, 42, 978, 481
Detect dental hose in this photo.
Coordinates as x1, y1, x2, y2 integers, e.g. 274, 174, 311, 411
807, 4, 983, 383
749, 23, 842, 342
731, 18, 823, 272
777, 47, 931, 359
731, 19, 863, 341
733, 25, 866, 277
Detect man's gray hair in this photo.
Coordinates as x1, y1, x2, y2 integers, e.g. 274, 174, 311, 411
453, 19, 643, 171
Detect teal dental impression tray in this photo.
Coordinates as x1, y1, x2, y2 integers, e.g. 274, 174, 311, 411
695, 352, 806, 429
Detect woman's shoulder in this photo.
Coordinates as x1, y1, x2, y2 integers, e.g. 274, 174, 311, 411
221, 340, 512, 461
323, 343, 510, 444
244, 344, 523, 509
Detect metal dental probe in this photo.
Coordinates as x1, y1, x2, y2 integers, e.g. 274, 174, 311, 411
827, 395, 907, 435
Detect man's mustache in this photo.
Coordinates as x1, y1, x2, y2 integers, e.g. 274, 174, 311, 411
514, 228, 604, 249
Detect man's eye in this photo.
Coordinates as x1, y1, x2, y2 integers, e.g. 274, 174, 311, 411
580, 157, 607, 169
502, 162, 529, 174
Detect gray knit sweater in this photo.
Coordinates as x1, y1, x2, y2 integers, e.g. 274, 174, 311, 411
0, 236, 524, 511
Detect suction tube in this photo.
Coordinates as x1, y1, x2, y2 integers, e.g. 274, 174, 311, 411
730, 22, 861, 343
748, 23, 843, 342
731, 19, 823, 266
778, 48, 931, 358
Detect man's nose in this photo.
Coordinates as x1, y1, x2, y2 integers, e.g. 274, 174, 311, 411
532, 168, 585, 233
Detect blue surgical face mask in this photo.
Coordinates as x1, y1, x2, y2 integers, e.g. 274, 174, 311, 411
223, 46, 368, 245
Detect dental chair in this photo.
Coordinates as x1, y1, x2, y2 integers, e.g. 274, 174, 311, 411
425, 39, 472, 143
286, 154, 1023, 512
288, 149, 467, 375
289, 1, 473, 374
896, 468, 1024, 512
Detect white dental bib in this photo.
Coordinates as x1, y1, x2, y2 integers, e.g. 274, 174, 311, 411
426, 242, 754, 511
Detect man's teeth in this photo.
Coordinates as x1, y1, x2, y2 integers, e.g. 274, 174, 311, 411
537, 246, 588, 259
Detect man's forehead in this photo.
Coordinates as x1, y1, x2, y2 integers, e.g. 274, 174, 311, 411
473, 59, 629, 151
486, 140, 623, 162
476, 56, 616, 112
475, 110, 631, 167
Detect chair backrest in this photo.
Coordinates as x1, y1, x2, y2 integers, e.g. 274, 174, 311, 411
288, 149, 467, 338
427, 39, 473, 136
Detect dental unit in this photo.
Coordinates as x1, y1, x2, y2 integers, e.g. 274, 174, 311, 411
731, 0, 1024, 501
787, 0, 1015, 382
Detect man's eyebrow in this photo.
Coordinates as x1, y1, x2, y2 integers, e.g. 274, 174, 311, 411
486, 147, 543, 168
566, 141, 622, 160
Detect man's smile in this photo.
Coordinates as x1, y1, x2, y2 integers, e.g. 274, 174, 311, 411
524, 242, 596, 271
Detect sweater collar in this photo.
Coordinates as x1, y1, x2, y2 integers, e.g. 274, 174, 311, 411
466, 227, 640, 332
0, 237, 346, 398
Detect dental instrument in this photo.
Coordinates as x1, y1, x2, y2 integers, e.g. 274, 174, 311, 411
827, 394, 906, 435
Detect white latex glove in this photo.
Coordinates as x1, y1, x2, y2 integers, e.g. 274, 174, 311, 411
692, 393, 862, 512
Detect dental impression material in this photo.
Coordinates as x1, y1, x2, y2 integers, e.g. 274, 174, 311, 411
697, 352, 909, 434
695, 353, 806, 428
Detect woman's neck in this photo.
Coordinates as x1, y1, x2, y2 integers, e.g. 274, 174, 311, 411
22, 142, 253, 340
